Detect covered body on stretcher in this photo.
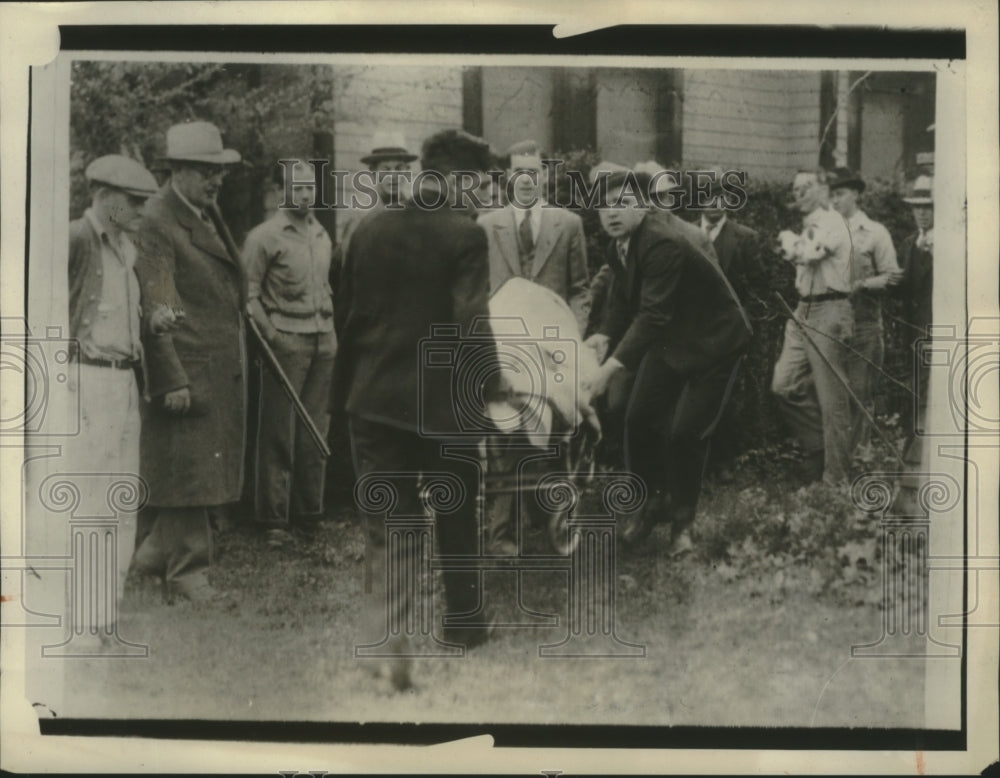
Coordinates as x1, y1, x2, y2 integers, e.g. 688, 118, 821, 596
482, 278, 601, 514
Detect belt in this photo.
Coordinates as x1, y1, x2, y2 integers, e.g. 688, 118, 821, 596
75, 354, 140, 370
799, 292, 848, 303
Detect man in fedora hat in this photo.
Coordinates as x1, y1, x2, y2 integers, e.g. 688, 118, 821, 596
243, 160, 336, 544
67, 154, 159, 641
893, 174, 935, 513
828, 166, 902, 458
330, 131, 418, 295
131, 120, 245, 605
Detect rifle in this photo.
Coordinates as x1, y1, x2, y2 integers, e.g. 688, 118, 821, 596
207, 204, 332, 459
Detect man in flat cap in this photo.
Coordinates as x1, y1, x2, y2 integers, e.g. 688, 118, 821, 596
477, 139, 591, 554
828, 167, 902, 458
131, 120, 245, 605
67, 153, 158, 641
334, 128, 497, 690
244, 160, 336, 544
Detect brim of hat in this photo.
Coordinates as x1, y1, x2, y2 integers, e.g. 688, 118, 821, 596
832, 180, 866, 192
903, 196, 933, 205
89, 179, 158, 197
161, 149, 242, 165
361, 152, 418, 164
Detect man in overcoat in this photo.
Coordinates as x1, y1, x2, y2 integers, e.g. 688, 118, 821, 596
131, 121, 245, 604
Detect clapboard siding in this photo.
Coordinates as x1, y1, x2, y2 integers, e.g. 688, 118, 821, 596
682, 69, 822, 180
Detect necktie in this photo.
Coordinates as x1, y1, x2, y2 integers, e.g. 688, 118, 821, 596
617, 239, 629, 268
519, 209, 534, 252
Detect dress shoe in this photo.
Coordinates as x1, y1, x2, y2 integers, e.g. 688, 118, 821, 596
167, 581, 236, 609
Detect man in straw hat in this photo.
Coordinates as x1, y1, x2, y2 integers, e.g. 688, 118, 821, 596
66, 154, 158, 644
893, 173, 935, 513
243, 160, 336, 545
131, 120, 244, 605
828, 166, 903, 458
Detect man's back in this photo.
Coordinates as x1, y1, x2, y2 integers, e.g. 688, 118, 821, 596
334, 202, 491, 434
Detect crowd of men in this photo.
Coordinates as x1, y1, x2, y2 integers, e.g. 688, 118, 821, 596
67, 119, 935, 685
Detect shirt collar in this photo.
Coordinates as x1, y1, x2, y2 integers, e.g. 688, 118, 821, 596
84, 207, 124, 250
171, 180, 208, 220
847, 209, 873, 229
513, 201, 544, 224
700, 213, 727, 236
278, 208, 317, 233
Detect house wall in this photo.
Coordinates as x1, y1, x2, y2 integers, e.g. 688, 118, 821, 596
681, 69, 822, 182
331, 64, 463, 238
594, 68, 662, 165
481, 67, 555, 154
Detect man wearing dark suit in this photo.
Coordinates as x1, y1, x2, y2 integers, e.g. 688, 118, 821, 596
586, 170, 752, 553
698, 178, 760, 477
131, 121, 245, 605
477, 140, 591, 553
893, 174, 935, 513
334, 129, 497, 690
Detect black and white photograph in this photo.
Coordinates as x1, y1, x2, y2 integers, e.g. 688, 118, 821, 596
1, 3, 997, 775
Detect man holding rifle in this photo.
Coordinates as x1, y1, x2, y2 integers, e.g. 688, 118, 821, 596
243, 160, 337, 544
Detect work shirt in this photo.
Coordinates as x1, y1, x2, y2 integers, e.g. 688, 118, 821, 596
846, 209, 899, 323
795, 206, 854, 297
243, 210, 335, 333
80, 209, 142, 361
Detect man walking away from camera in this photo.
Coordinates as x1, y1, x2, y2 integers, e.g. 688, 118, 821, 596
334, 129, 497, 690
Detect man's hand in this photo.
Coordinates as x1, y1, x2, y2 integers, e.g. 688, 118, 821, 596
886, 269, 905, 287
149, 304, 179, 335
589, 357, 624, 398
162, 387, 191, 414
584, 333, 611, 364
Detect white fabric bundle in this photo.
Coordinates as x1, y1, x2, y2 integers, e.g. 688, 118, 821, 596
485, 277, 599, 448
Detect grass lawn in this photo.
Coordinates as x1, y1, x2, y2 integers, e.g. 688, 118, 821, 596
60, 472, 927, 730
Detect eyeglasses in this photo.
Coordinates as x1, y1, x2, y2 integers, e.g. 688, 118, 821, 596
189, 164, 228, 181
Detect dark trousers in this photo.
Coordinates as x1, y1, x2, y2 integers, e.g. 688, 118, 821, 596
254, 330, 336, 525
132, 505, 214, 591
624, 352, 742, 529
348, 416, 483, 637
